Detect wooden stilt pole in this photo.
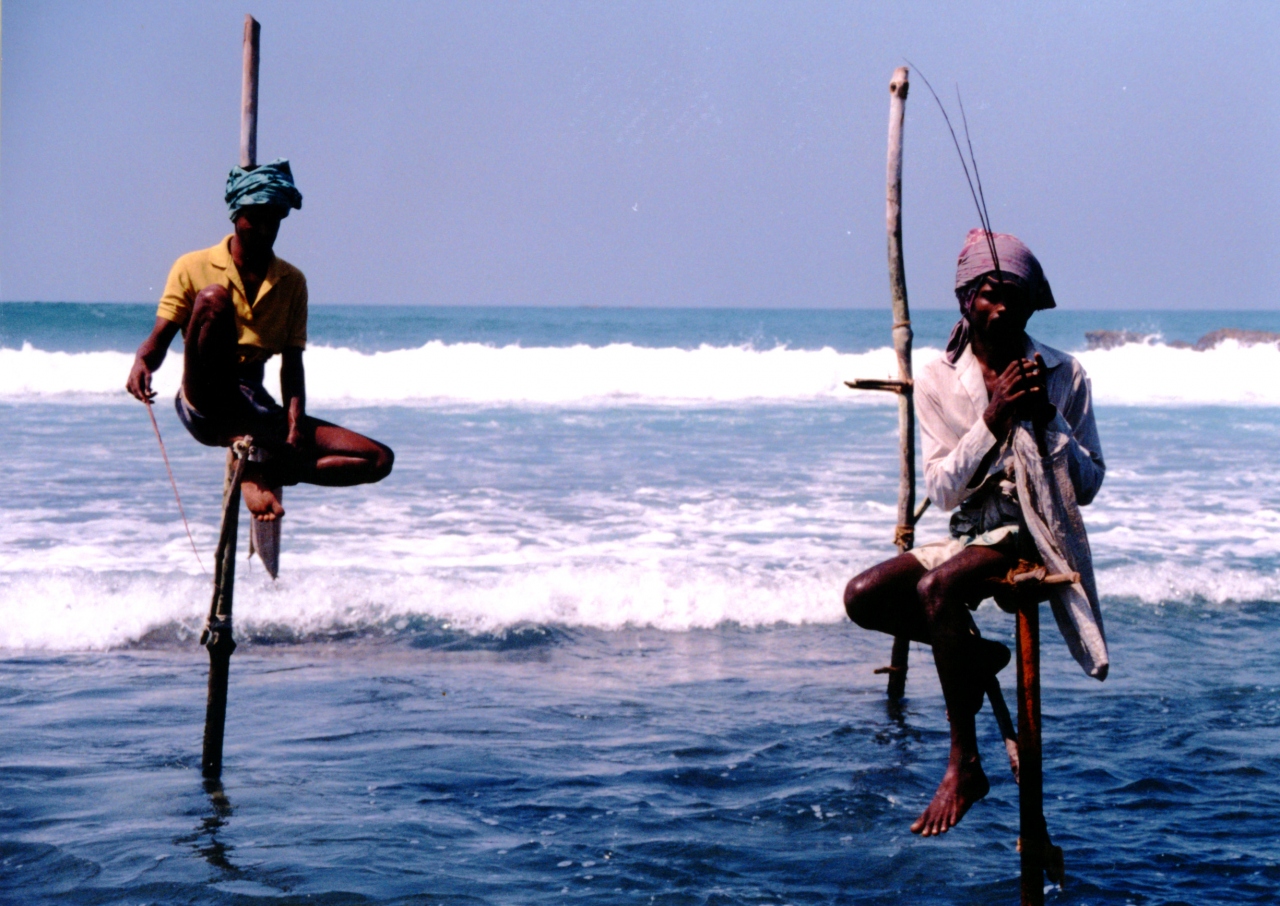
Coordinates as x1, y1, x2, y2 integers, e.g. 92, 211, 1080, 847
851, 67, 917, 698
240, 15, 260, 170
1016, 600, 1044, 906
883, 66, 916, 699
202, 442, 251, 778
200, 15, 266, 780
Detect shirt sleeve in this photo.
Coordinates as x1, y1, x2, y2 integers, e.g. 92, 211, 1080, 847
155, 256, 196, 327
1041, 362, 1106, 506
286, 274, 308, 349
918, 376, 1000, 511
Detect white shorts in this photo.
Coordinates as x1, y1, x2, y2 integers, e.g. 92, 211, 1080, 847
909, 524, 1020, 572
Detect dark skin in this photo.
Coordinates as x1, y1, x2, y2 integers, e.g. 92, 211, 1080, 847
843, 277, 1055, 837
127, 205, 393, 521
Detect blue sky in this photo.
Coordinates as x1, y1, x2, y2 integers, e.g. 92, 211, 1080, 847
2, 1, 1277, 308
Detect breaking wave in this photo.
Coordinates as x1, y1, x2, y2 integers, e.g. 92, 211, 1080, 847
1, 561, 1276, 651
3, 338, 1280, 406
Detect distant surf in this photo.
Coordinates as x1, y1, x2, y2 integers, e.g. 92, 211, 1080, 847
4, 336, 1280, 406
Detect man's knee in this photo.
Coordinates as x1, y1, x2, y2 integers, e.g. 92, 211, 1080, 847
190, 284, 235, 323
371, 443, 394, 481
843, 573, 877, 628
916, 569, 949, 619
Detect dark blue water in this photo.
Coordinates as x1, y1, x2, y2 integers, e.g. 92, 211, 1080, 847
3, 610, 1279, 905
4, 303, 1280, 904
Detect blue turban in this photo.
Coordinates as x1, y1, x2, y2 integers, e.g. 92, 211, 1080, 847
224, 158, 303, 220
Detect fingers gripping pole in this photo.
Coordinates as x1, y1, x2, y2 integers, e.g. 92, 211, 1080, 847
201, 439, 253, 779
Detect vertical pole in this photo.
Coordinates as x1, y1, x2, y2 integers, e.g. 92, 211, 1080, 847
1017, 601, 1044, 906
240, 15, 260, 169
884, 66, 916, 699
202, 449, 248, 778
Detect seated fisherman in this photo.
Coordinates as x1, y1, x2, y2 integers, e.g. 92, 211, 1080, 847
126, 159, 393, 521
843, 229, 1105, 837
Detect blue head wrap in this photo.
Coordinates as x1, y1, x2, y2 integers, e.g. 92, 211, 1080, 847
224, 158, 303, 220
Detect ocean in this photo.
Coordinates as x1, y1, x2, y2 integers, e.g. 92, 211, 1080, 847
3, 303, 1280, 905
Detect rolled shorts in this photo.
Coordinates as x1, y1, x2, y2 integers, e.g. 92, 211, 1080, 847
174, 377, 290, 457
909, 523, 1022, 572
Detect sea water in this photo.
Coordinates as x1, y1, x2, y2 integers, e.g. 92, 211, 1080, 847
3, 303, 1280, 905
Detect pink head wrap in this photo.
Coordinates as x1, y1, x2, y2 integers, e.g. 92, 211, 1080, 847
946, 229, 1055, 362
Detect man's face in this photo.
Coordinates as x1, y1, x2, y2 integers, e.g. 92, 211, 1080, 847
968, 277, 1033, 348
233, 205, 286, 257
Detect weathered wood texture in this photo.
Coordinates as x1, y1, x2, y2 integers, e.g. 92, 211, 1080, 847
201, 444, 249, 778
1017, 601, 1044, 906
240, 15, 260, 169
884, 66, 915, 699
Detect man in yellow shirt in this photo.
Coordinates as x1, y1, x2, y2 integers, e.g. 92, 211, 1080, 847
126, 159, 393, 521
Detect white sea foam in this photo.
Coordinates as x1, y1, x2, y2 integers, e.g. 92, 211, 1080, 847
1, 559, 1276, 651
4, 338, 1280, 406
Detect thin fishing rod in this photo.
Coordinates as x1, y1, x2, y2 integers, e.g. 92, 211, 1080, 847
144, 399, 207, 574
955, 89, 1000, 276
904, 60, 1002, 275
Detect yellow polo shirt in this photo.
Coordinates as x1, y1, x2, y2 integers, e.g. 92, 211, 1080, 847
157, 234, 307, 363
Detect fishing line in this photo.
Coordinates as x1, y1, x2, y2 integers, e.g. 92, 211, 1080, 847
904, 60, 1002, 274
144, 398, 207, 574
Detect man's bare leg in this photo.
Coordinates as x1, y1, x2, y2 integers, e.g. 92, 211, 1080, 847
297, 420, 394, 487
241, 418, 394, 522
910, 544, 1017, 836
179, 287, 286, 521
844, 552, 930, 643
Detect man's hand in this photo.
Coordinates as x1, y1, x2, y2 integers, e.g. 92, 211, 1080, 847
1026, 352, 1056, 429
126, 356, 155, 402
983, 360, 1036, 438
126, 318, 181, 403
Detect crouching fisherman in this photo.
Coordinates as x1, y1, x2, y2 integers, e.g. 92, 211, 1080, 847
126, 159, 393, 522
844, 230, 1107, 837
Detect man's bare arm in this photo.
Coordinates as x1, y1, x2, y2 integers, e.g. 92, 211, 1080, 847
126, 318, 182, 401
280, 347, 306, 446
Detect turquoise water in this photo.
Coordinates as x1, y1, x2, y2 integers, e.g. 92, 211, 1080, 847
3, 303, 1280, 904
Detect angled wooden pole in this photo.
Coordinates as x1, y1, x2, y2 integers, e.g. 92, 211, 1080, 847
202, 443, 250, 777
240, 15, 260, 169
884, 66, 916, 699
849, 67, 918, 697
1017, 600, 1044, 905
202, 14, 260, 778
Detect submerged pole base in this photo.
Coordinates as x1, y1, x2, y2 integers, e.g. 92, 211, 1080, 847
201, 620, 237, 779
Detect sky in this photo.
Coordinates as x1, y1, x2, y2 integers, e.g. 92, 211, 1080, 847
2, 1, 1277, 309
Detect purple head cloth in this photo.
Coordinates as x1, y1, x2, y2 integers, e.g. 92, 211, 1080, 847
945, 229, 1056, 363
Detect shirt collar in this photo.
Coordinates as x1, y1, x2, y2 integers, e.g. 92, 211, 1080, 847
209, 234, 281, 306
209, 234, 234, 271
1025, 335, 1065, 369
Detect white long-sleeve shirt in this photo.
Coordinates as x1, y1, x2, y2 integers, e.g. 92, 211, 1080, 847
916, 334, 1110, 679
916, 336, 1105, 514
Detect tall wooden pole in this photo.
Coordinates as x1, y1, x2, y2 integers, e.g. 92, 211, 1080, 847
240, 15, 260, 169
202, 447, 249, 777
884, 66, 916, 699
1017, 601, 1045, 905
202, 13, 259, 778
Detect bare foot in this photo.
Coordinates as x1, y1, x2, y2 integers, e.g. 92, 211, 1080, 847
911, 755, 989, 837
242, 479, 285, 522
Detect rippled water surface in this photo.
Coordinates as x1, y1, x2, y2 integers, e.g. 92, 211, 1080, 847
4, 305, 1280, 903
